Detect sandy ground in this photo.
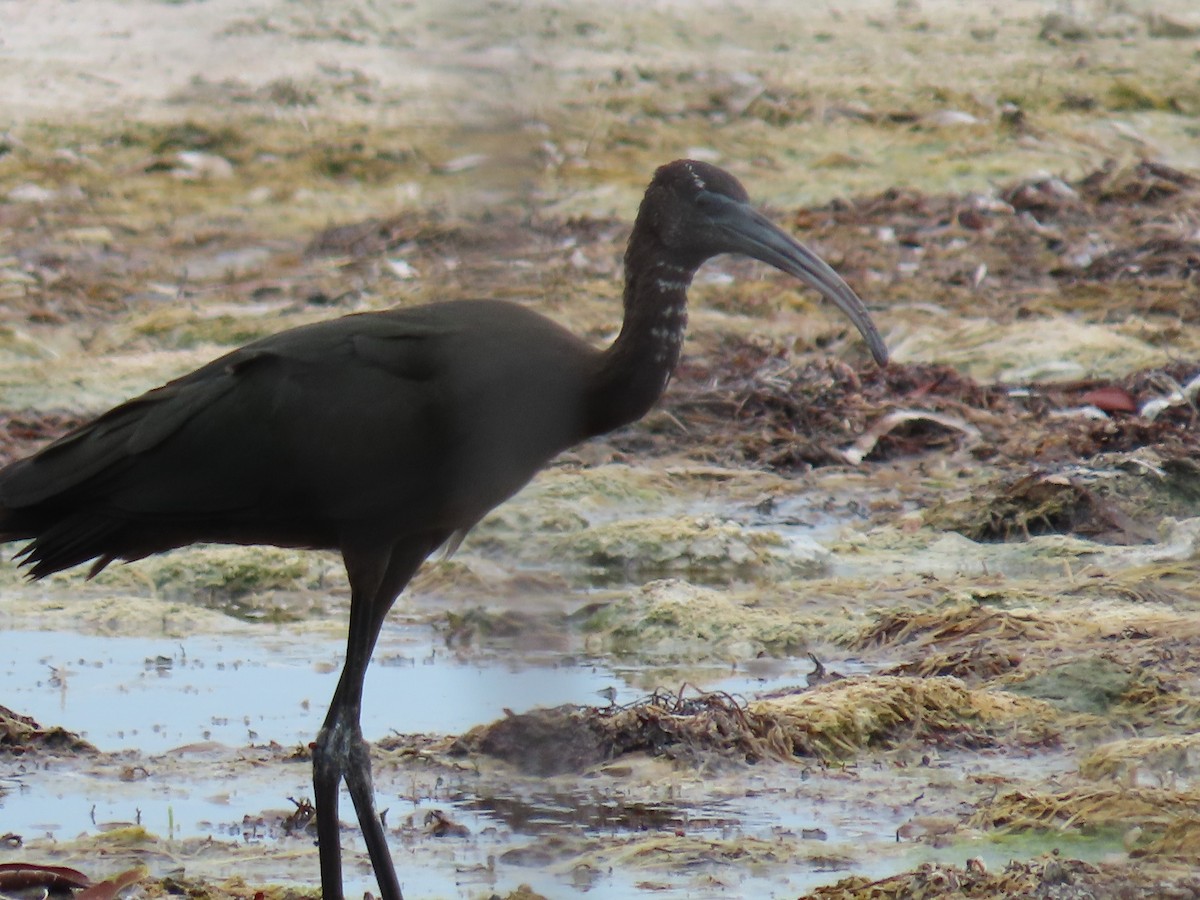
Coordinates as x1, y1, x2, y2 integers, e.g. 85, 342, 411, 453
2, 1, 1200, 899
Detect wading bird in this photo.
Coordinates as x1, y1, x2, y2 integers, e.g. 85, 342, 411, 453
0, 160, 887, 899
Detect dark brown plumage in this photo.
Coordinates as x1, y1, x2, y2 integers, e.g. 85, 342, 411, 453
0, 160, 887, 899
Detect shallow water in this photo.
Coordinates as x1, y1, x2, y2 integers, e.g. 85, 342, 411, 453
0, 620, 851, 820
0, 618, 902, 899
1, 628, 633, 753
0, 625, 858, 751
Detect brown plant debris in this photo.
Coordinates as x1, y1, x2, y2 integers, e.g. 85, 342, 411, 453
1080, 733, 1200, 784
453, 678, 1058, 774
810, 160, 1200, 296
0, 704, 95, 754
851, 603, 1059, 652
449, 687, 789, 775
801, 853, 1200, 900
0, 863, 147, 900
0, 410, 87, 468
970, 785, 1200, 842
1081, 236, 1200, 282
882, 646, 1022, 684
650, 356, 1007, 469
131, 874, 320, 900
1141, 817, 1200, 860
303, 213, 429, 259
1112, 670, 1200, 729
630, 348, 1200, 474
0, 862, 89, 893
925, 470, 1161, 544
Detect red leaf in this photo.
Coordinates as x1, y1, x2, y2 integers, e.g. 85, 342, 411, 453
0, 862, 91, 890
76, 866, 147, 900
1081, 386, 1137, 413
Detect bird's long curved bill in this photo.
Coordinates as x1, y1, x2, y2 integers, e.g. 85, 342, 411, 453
714, 198, 889, 366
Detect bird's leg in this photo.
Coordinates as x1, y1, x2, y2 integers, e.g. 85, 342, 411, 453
342, 709, 399, 898
314, 681, 404, 900
313, 602, 386, 899
314, 539, 438, 900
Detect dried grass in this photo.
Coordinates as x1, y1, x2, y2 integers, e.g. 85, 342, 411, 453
752, 675, 1058, 761
851, 603, 1060, 650
802, 854, 1200, 900
970, 785, 1200, 836
1080, 733, 1200, 783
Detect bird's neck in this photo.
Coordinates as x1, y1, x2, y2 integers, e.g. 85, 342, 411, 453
587, 240, 694, 437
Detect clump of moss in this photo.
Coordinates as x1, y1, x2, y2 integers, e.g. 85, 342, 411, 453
582, 579, 811, 662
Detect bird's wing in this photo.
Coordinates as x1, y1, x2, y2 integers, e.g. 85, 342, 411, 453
0, 355, 254, 508
0, 314, 447, 514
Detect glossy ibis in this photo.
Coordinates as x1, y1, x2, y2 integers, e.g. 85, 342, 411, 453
0, 160, 888, 899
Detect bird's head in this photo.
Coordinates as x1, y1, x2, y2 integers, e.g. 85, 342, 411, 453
634, 159, 888, 366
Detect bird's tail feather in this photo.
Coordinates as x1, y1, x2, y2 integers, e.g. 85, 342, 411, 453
2, 508, 120, 580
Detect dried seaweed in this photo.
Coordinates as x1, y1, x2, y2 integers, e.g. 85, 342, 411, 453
926, 471, 1158, 544
614, 348, 1200, 475
803, 854, 1200, 900
450, 687, 790, 774
751, 675, 1058, 760
851, 603, 1058, 651
0, 704, 95, 754
1080, 733, 1200, 783
883, 646, 1021, 683
455, 677, 1059, 774
971, 785, 1200, 837
812, 160, 1200, 298
0, 410, 87, 468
